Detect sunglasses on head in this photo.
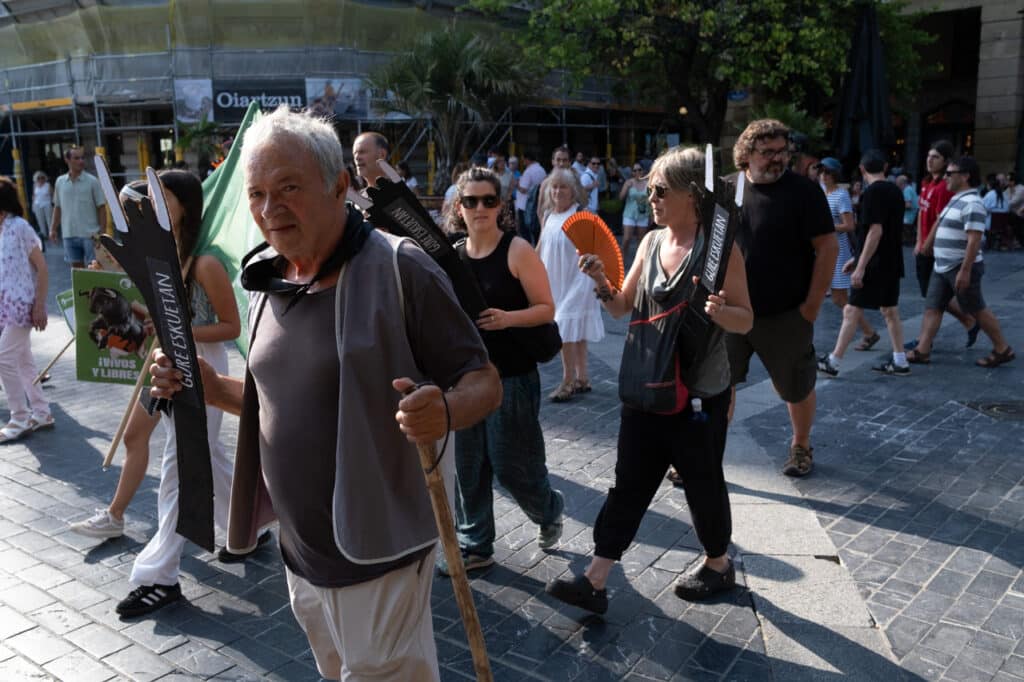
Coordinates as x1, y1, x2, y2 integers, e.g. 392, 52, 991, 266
460, 194, 499, 209
646, 184, 669, 199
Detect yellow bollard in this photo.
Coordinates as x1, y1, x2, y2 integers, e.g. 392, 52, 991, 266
11, 148, 30, 217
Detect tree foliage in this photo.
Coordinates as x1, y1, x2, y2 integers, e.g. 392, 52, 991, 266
366, 25, 538, 192
471, 0, 933, 144
751, 101, 826, 150
175, 118, 222, 160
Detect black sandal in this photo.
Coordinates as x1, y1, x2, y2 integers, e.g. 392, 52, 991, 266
674, 561, 737, 601
546, 574, 608, 614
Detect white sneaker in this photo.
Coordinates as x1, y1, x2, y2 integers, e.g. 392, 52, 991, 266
69, 509, 124, 538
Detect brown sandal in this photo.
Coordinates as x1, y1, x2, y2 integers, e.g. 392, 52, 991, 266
976, 346, 1015, 368
549, 382, 575, 402
572, 379, 592, 394
854, 332, 881, 351
906, 348, 931, 364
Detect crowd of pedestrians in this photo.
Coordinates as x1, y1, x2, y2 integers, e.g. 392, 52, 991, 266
1, 110, 1017, 681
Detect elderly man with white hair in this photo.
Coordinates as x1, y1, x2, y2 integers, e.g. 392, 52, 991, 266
150, 106, 501, 681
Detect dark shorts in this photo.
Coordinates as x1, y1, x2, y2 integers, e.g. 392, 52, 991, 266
925, 262, 986, 314
914, 253, 934, 298
726, 307, 816, 404
849, 270, 901, 310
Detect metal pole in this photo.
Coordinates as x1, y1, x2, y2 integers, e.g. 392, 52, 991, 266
69, 58, 81, 146
7, 90, 30, 215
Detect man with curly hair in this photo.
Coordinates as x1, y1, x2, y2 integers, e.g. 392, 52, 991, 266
727, 119, 838, 477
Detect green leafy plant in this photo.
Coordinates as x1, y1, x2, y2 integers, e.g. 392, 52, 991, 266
366, 24, 539, 193
175, 119, 221, 160
750, 101, 826, 149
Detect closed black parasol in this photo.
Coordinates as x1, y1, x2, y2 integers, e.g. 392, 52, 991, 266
832, 2, 895, 160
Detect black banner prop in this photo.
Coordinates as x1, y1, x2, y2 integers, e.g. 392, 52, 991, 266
359, 166, 488, 320
95, 159, 215, 552
677, 148, 745, 372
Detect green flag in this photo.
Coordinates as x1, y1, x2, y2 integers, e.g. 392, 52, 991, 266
196, 101, 263, 356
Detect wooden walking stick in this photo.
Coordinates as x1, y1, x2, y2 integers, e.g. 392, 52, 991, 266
102, 336, 157, 470
33, 336, 75, 385
416, 441, 493, 682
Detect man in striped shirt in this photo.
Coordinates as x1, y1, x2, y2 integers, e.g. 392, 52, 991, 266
907, 157, 1014, 368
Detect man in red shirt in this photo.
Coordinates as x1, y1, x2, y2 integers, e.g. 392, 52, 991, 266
910, 141, 980, 349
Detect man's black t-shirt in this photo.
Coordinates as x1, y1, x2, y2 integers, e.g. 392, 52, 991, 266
735, 170, 834, 316
855, 180, 905, 279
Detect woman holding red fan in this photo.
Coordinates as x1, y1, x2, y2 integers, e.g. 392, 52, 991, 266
546, 147, 752, 613
536, 167, 605, 401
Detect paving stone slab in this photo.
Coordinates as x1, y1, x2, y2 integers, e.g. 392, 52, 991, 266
42, 650, 117, 682
730, 503, 835, 556
759, 621, 912, 681
745, 555, 875, 628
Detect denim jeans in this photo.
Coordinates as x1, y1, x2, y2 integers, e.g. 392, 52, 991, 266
454, 369, 562, 557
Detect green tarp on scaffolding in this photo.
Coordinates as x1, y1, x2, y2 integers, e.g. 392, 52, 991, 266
0, 1, 482, 68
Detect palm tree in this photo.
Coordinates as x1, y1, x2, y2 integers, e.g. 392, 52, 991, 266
366, 25, 538, 193
175, 119, 222, 167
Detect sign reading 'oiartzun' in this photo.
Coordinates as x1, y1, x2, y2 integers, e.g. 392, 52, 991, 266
212, 80, 304, 123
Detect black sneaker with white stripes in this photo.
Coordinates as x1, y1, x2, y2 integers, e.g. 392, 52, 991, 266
116, 582, 182, 617
872, 360, 911, 377
816, 354, 838, 377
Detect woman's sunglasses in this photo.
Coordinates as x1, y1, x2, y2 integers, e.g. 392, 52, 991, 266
460, 194, 499, 209
646, 184, 669, 199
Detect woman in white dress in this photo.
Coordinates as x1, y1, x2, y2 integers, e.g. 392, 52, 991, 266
536, 167, 605, 401
31, 172, 52, 246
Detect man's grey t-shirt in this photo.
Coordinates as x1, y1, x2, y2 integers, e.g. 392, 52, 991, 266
249, 242, 488, 587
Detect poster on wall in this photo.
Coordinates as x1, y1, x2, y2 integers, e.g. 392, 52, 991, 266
213, 80, 305, 123
306, 78, 370, 120
71, 269, 153, 385
174, 79, 215, 124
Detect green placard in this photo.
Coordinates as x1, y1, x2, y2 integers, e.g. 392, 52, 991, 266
55, 289, 76, 335
71, 269, 153, 385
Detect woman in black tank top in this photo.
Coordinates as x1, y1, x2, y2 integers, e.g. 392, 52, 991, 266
437, 167, 565, 574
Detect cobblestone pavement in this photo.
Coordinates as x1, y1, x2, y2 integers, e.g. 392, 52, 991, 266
0, 247, 1020, 681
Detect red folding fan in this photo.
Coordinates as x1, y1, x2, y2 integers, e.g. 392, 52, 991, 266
561, 211, 625, 290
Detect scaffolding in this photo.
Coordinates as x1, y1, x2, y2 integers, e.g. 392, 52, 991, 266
2, 46, 661, 190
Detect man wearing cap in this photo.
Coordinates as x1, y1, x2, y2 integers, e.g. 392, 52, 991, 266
818, 150, 911, 377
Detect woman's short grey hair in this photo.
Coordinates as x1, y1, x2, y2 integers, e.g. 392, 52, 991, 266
649, 146, 705, 194
32, 171, 47, 183
240, 105, 344, 192
539, 167, 587, 224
